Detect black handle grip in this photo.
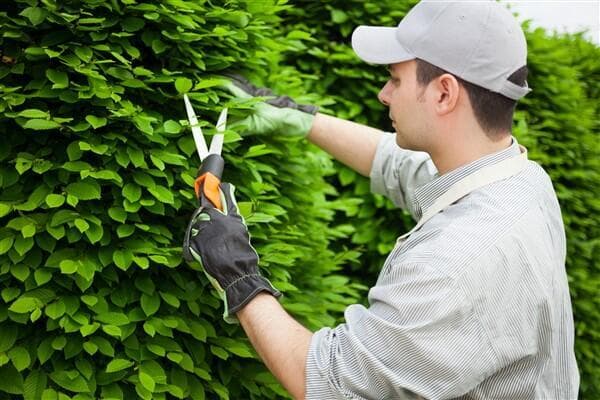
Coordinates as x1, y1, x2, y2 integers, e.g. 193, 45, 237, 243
198, 153, 224, 180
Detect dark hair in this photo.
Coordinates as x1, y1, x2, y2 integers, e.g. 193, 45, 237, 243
415, 59, 528, 138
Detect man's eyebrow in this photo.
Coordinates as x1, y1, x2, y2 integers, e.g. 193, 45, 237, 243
387, 66, 399, 79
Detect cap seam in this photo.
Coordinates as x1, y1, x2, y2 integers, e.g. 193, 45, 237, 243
410, 2, 452, 56
459, 3, 492, 78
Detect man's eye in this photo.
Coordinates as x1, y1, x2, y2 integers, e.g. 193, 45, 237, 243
391, 78, 401, 86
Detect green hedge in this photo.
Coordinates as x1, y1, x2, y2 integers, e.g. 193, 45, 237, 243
282, 0, 419, 286
1, 0, 598, 399
0, 1, 364, 398
283, 2, 600, 398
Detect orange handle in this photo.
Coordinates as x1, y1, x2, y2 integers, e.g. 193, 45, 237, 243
194, 172, 223, 211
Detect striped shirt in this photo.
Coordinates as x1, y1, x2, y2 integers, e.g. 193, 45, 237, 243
305, 133, 579, 399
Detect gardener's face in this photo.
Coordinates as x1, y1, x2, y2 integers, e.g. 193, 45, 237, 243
378, 60, 433, 151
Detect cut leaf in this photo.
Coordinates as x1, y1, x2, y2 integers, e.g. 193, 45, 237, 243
23, 119, 61, 130
175, 78, 193, 94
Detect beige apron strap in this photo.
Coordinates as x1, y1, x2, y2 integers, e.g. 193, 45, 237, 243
397, 146, 528, 242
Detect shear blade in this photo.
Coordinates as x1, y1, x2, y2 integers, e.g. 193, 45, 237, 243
209, 108, 228, 156
184, 94, 209, 161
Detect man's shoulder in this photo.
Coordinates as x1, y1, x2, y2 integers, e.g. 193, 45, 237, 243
401, 169, 558, 275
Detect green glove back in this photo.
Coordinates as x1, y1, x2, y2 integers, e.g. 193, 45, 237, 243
223, 74, 317, 137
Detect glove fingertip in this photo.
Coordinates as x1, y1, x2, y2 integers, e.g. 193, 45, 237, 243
222, 81, 252, 99
299, 104, 319, 115
218, 182, 240, 217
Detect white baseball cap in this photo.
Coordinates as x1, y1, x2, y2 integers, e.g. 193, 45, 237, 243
351, 0, 531, 100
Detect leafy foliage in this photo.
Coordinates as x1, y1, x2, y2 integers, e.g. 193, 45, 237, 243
0, 1, 364, 398
281, 0, 420, 285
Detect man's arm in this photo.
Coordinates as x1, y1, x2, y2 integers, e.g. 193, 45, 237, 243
237, 293, 312, 400
223, 77, 385, 177
307, 113, 384, 177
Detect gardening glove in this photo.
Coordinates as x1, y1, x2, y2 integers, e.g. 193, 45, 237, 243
222, 74, 318, 137
183, 182, 281, 324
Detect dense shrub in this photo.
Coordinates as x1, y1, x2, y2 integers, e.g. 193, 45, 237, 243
282, 0, 419, 286
0, 1, 364, 398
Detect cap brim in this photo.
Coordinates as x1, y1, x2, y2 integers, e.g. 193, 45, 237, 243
351, 26, 415, 65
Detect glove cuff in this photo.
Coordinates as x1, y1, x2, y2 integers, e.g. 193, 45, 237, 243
225, 274, 281, 321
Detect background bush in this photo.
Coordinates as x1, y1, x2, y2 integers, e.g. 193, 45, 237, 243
1, 0, 598, 399
282, 0, 419, 287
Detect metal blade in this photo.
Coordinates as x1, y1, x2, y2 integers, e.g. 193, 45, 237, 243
208, 108, 228, 156
184, 94, 209, 161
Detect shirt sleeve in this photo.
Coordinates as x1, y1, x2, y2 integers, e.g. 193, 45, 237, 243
304, 263, 499, 400
369, 133, 437, 219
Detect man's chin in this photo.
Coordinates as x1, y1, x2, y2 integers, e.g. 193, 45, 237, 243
394, 134, 405, 149
394, 132, 416, 151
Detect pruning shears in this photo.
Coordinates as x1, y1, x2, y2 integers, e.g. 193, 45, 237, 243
183, 94, 228, 212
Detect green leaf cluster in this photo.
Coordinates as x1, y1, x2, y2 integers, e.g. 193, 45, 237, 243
280, 0, 420, 282
282, 1, 600, 398
0, 1, 364, 399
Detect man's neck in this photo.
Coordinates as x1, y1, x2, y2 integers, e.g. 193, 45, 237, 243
432, 133, 513, 175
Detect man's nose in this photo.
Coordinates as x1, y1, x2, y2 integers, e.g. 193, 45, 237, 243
378, 80, 392, 106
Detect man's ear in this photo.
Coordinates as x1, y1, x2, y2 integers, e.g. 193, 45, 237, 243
432, 73, 460, 115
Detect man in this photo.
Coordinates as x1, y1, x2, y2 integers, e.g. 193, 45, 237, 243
184, 1, 579, 399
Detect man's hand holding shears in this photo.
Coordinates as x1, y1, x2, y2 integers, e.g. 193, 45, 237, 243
182, 94, 281, 323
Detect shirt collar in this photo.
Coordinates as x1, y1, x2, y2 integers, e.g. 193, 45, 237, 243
412, 137, 522, 219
